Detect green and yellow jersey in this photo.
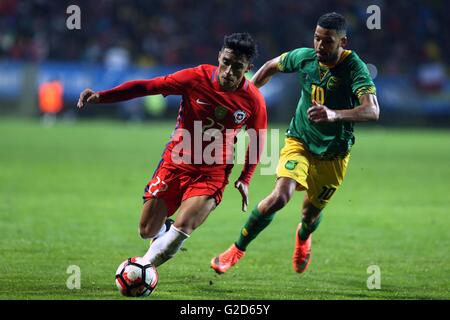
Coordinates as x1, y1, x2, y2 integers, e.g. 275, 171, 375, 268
278, 48, 376, 159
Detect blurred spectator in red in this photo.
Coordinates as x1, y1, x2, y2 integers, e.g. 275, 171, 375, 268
38, 79, 64, 124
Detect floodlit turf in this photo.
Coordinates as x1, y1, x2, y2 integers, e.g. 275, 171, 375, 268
0, 118, 449, 300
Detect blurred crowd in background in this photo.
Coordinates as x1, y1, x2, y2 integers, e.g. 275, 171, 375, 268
0, 0, 448, 123
1, 0, 448, 76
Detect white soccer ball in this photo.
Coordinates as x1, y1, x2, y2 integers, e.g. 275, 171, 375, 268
115, 257, 158, 297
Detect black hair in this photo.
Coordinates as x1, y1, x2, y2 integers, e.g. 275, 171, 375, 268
222, 32, 258, 62
317, 12, 347, 36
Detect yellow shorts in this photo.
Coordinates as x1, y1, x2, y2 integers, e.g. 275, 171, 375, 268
276, 137, 350, 209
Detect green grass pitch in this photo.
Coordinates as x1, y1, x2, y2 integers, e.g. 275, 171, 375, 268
0, 118, 449, 300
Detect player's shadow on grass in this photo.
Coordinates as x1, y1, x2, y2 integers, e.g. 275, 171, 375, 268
320, 278, 439, 300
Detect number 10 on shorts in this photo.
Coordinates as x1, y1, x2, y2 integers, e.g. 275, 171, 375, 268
318, 186, 336, 201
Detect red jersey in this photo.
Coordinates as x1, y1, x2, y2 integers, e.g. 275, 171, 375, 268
97, 64, 267, 185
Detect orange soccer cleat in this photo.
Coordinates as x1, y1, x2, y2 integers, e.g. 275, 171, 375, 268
210, 243, 245, 274
292, 223, 312, 273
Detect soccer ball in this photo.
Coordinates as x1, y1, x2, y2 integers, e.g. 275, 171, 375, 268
115, 257, 158, 297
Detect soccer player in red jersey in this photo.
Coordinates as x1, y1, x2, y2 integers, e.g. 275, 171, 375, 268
77, 33, 267, 268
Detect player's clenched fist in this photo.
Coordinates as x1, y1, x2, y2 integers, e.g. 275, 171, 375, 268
77, 88, 100, 108
307, 100, 337, 123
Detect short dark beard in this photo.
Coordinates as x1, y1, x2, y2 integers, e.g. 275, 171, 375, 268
320, 50, 340, 65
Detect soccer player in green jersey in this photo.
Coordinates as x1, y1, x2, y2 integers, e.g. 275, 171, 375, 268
211, 12, 380, 274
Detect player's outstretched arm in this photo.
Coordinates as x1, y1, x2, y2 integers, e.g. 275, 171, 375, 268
77, 68, 198, 109
251, 56, 281, 88
76, 80, 152, 109
307, 93, 379, 123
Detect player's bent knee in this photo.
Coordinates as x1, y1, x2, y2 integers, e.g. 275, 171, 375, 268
139, 225, 157, 239
268, 191, 291, 212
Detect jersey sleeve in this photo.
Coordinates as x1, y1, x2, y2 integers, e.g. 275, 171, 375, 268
350, 59, 377, 98
277, 48, 309, 73
97, 67, 200, 103
238, 93, 268, 185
